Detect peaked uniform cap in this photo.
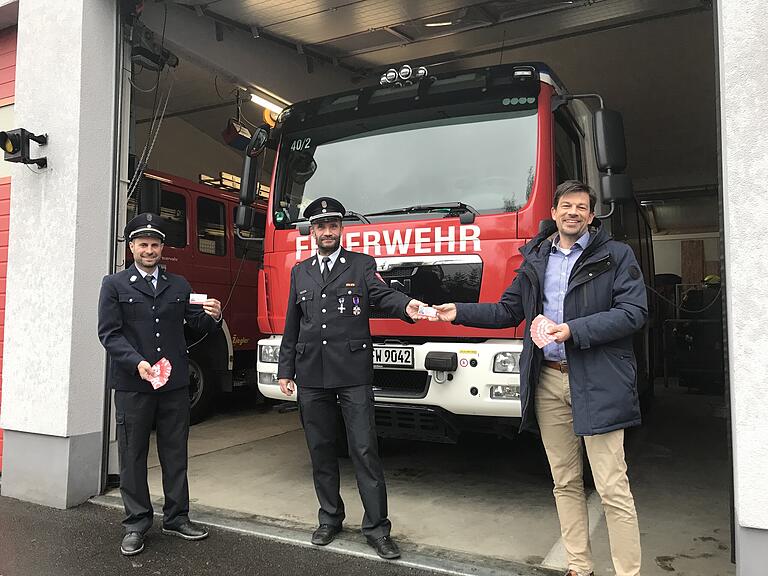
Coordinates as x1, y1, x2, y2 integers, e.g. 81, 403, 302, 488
125, 212, 166, 241
303, 197, 346, 223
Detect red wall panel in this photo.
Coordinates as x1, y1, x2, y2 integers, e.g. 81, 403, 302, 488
0, 25, 16, 470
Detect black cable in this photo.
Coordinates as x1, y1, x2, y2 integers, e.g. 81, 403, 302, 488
646, 282, 723, 315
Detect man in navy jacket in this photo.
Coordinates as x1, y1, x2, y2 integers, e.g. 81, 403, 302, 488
98, 213, 222, 556
434, 181, 647, 576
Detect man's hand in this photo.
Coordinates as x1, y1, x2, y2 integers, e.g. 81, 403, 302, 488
432, 303, 457, 322
137, 360, 154, 382
203, 298, 222, 320
547, 322, 571, 343
406, 299, 428, 321
279, 378, 296, 396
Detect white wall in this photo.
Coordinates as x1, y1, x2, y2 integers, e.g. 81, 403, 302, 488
652, 233, 720, 277
719, 0, 768, 534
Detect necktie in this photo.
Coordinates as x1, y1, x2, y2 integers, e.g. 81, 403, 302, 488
322, 257, 331, 282
146, 274, 155, 293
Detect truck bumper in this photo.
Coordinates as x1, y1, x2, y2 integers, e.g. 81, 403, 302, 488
256, 336, 524, 420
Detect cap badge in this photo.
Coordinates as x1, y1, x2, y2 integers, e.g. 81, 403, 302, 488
147, 214, 153, 221
321, 200, 327, 208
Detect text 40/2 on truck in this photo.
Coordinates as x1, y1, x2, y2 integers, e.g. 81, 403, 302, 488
238, 62, 655, 443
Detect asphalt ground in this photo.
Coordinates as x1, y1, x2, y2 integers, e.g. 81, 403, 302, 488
0, 495, 557, 576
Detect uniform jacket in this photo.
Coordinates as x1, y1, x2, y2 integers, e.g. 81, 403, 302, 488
98, 263, 221, 393
455, 221, 648, 436
278, 248, 412, 388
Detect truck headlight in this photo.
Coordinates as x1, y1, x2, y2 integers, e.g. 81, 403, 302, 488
493, 352, 519, 373
259, 344, 280, 363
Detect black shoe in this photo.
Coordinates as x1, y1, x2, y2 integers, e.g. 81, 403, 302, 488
120, 531, 144, 556
311, 524, 342, 546
366, 535, 401, 560
162, 520, 209, 541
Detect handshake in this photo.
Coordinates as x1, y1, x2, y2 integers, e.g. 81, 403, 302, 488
406, 300, 457, 322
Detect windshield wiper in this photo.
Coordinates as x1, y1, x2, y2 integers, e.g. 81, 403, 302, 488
365, 202, 479, 224
344, 211, 371, 224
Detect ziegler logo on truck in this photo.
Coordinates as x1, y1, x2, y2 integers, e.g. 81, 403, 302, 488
295, 224, 482, 259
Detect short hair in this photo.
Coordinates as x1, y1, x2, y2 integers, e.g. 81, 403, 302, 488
553, 180, 597, 212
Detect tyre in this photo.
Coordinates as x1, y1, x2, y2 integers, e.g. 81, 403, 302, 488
188, 356, 216, 425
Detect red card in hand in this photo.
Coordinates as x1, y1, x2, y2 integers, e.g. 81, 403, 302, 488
531, 314, 557, 349
150, 357, 172, 390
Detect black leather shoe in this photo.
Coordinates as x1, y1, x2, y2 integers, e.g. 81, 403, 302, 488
564, 570, 594, 576
120, 531, 144, 556
366, 535, 401, 560
311, 524, 342, 546
162, 520, 209, 541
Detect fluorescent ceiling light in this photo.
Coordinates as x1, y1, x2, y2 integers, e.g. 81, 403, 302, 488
250, 93, 283, 114
424, 21, 453, 27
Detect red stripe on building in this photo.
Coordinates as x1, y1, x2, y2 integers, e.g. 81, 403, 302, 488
0, 177, 10, 469
0, 24, 17, 470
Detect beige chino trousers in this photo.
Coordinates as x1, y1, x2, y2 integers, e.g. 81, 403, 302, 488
535, 366, 641, 576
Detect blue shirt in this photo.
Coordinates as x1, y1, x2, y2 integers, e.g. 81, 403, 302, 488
542, 231, 591, 362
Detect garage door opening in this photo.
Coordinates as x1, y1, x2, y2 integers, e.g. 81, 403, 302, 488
103, 2, 731, 575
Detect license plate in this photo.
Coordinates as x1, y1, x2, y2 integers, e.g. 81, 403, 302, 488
373, 345, 414, 368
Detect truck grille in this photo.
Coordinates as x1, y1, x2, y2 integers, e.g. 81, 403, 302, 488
372, 369, 429, 398
370, 257, 483, 319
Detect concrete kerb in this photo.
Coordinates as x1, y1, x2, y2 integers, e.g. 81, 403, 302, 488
91, 493, 560, 576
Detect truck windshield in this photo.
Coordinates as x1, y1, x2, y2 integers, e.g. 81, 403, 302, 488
275, 109, 537, 225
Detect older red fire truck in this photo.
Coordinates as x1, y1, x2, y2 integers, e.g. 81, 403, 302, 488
127, 170, 267, 423
237, 62, 654, 442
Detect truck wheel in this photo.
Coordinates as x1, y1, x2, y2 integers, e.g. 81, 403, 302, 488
189, 357, 216, 425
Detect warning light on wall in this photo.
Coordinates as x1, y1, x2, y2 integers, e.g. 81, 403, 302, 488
0, 128, 48, 168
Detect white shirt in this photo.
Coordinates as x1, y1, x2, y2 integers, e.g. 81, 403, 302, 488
316, 246, 342, 274
136, 266, 158, 290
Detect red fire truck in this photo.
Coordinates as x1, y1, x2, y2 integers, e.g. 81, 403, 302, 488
237, 62, 654, 442
127, 170, 267, 423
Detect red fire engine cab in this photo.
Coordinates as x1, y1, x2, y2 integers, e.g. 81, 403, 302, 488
237, 62, 654, 442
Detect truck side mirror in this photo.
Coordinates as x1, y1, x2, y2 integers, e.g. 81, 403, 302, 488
235, 205, 256, 231
593, 109, 627, 173
239, 127, 270, 205
137, 176, 161, 214
600, 173, 634, 203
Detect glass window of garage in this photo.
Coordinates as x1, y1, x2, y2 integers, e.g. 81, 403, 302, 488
197, 197, 226, 256
233, 207, 264, 262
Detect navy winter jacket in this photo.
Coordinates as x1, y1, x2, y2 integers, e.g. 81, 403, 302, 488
455, 221, 648, 436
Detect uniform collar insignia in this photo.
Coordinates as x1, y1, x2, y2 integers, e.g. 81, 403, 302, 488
130, 275, 137, 282
339, 257, 346, 263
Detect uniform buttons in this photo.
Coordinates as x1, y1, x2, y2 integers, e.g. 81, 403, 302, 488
302, 296, 306, 301
152, 306, 155, 310
363, 344, 367, 348
129, 298, 133, 303
321, 293, 326, 298
322, 324, 326, 329
347, 290, 352, 294
156, 347, 161, 352
155, 332, 160, 337
155, 319, 159, 323
322, 308, 326, 313
589, 273, 593, 277
322, 340, 327, 345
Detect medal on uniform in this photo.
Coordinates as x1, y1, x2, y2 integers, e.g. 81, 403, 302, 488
338, 296, 346, 314
352, 296, 361, 316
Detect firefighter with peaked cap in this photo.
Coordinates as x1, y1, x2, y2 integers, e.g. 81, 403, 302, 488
278, 196, 427, 559
98, 212, 222, 556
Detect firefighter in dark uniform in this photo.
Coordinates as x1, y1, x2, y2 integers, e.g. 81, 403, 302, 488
278, 197, 426, 559
98, 213, 222, 556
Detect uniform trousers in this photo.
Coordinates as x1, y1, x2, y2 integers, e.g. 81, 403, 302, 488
297, 385, 391, 539
114, 387, 191, 534
536, 366, 641, 576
